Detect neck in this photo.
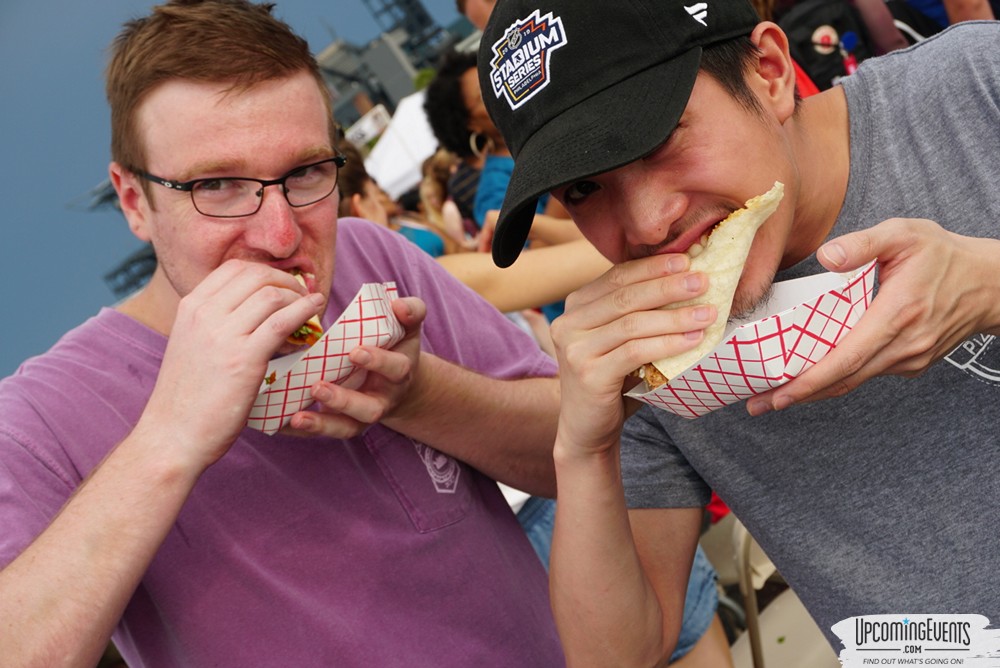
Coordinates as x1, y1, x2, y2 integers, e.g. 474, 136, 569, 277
780, 86, 851, 269
115, 265, 179, 336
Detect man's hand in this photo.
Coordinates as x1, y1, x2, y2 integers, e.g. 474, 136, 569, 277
139, 260, 324, 468
478, 209, 500, 253
286, 297, 427, 438
550, 254, 715, 457
748, 218, 1000, 415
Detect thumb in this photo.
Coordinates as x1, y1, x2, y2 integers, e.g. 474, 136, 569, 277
816, 228, 880, 273
391, 296, 427, 331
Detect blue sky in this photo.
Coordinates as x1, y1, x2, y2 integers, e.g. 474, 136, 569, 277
0, 0, 462, 377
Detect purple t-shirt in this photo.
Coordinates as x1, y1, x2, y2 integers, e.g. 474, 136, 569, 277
0, 218, 563, 666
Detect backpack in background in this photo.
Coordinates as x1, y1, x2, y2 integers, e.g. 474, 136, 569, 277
777, 0, 875, 90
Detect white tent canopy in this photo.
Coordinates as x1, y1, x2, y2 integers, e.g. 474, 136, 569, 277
363, 89, 439, 200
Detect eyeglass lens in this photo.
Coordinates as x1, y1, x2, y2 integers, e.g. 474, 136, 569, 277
190, 159, 340, 217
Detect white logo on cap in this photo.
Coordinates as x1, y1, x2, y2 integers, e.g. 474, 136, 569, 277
488, 9, 568, 111
686, 2, 709, 26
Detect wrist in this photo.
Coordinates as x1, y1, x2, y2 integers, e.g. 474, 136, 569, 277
553, 431, 620, 468
553, 434, 625, 499
128, 413, 219, 484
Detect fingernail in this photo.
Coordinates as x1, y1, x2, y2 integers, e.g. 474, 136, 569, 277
352, 349, 372, 365
693, 306, 713, 322
667, 255, 687, 274
684, 330, 702, 341
684, 274, 703, 291
294, 413, 315, 430
821, 242, 848, 268
747, 398, 771, 416
773, 395, 792, 411
313, 385, 332, 402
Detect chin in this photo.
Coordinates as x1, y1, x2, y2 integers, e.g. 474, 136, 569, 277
730, 270, 777, 321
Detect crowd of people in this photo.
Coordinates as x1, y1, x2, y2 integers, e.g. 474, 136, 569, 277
0, 0, 997, 666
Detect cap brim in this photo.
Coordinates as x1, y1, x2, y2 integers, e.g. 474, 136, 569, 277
491, 48, 702, 267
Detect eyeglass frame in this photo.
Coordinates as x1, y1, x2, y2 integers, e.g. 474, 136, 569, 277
136, 154, 347, 218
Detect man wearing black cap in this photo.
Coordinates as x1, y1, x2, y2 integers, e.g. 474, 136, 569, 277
480, 0, 1000, 663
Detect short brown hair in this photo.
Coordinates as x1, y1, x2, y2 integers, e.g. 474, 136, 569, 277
106, 0, 335, 175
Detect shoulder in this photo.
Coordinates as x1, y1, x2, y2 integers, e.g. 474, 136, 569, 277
332, 217, 461, 307
336, 216, 405, 250
857, 21, 1000, 77
0, 309, 157, 478
844, 23, 1000, 116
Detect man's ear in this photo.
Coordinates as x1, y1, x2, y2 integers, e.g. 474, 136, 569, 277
109, 162, 152, 243
750, 21, 797, 122
349, 192, 366, 218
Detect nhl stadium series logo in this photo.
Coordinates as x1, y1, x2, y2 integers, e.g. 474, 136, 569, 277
488, 9, 568, 111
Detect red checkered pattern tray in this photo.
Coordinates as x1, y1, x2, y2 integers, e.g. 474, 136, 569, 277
629, 261, 877, 419
247, 282, 404, 435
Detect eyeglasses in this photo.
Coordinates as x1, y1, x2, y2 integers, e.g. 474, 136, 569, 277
138, 155, 347, 218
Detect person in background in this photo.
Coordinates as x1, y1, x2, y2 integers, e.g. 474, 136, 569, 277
456, 0, 495, 30
0, 2, 567, 665
908, 0, 995, 27
480, 0, 1000, 664
418, 148, 476, 253
424, 49, 583, 251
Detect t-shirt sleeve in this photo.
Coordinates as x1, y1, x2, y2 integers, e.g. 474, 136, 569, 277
620, 406, 711, 509
0, 421, 78, 569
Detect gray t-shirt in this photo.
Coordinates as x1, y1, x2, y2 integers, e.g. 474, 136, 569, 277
621, 22, 1000, 645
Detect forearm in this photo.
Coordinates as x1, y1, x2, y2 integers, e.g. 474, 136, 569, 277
527, 213, 585, 247
384, 353, 559, 496
0, 423, 200, 667
943, 0, 995, 21
549, 442, 678, 667
852, 0, 909, 53
438, 240, 611, 312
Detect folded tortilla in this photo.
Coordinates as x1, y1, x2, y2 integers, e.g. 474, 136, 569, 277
641, 181, 784, 389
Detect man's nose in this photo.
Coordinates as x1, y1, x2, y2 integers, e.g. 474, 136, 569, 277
244, 186, 301, 258
619, 180, 687, 250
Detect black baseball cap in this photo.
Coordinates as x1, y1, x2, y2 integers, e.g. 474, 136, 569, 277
479, 0, 761, 267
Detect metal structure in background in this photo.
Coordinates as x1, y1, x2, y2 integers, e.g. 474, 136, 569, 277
80, 179, 157, 299
361, 0, 450, 68
104, 245, 157, 299
320, 61, 396, 114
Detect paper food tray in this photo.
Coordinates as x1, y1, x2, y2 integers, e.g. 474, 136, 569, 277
247, 282, 404, 435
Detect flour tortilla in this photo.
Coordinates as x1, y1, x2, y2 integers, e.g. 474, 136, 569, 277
641, 181, 784, 389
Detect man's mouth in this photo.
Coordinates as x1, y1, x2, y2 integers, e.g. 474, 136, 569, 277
289, 268, 316, 292
685, 231, 712, 259
655, 217, 722, 259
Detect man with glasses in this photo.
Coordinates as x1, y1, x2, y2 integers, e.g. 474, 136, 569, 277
0, 2, 564, 666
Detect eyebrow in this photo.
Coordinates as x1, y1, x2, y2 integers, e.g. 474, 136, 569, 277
176, 146, 335, 181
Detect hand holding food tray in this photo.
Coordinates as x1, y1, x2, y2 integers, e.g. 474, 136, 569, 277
247, 282, 405, 435
626, 260, 877, 418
